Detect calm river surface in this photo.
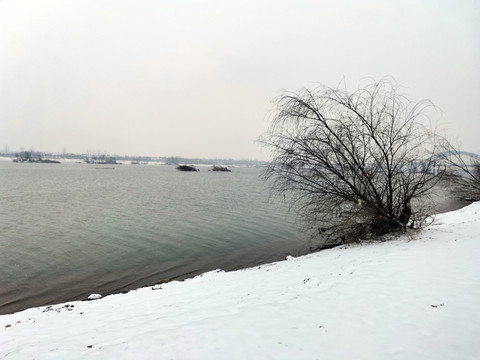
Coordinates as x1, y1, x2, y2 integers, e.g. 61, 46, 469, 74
0, 161, 466, 314
0, 161, 311, 314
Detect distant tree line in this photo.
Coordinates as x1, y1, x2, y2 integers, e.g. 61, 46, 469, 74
13, 151, 60, 163
0, 150, 266, 168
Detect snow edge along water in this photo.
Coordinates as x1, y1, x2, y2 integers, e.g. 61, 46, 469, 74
1, 202, 480, 360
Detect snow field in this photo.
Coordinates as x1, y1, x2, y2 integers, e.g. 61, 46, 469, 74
1, 203, 480, 359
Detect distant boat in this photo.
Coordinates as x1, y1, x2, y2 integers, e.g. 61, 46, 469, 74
176, 165, 199, 172
210, 166, 231, 172
85, 156, 118, 165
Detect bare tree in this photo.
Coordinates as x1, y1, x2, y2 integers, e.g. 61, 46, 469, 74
260, 78, 445, 247
438, 146, 480, 202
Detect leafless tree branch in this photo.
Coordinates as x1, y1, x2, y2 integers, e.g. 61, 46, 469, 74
260, 78, 445, 247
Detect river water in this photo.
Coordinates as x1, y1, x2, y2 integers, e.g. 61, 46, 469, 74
0, 161, 466, 314
0, 161, 312, 314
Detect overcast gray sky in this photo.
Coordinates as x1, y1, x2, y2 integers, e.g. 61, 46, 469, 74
1, 0, 479, 160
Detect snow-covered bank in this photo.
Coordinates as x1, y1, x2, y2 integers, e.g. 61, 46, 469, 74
2, 204, 480, 360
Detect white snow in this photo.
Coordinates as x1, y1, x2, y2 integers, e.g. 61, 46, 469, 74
2, 203, 480, 360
